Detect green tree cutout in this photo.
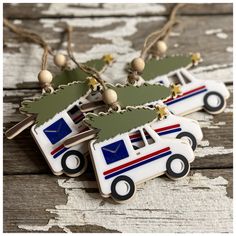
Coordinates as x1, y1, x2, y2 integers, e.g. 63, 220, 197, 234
20, 81, 89, 127
85, 107, 158, 143
108, 83, 171, 109
52, 59, 107, 88
141, 54, 194, 81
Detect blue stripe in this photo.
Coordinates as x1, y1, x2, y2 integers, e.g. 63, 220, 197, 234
104, 150, 172, 179
53, 147, 68, 158
165, 88, 207, 106
158, 128, 182, 136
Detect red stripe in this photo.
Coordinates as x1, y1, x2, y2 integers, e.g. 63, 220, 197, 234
129, 124, 180, 139
103, 147, 170, 176
165, 85, 206, 102
154, 124, 180, 133
51, 144, 64, 155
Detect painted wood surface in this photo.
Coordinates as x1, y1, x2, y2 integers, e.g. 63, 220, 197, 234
3, 3, 233, 233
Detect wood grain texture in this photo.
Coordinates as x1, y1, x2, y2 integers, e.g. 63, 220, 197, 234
3, 169, 232, 233
3, 3, 233, 233
3, 3, 233, 19
3, 15, 232, 89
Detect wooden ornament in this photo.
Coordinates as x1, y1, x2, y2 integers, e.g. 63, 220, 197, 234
131, 57, 145, 73
53, 53, 67, 67
156, 40, 168, 55
38, 70, 53, 84
102, 89, 118, 105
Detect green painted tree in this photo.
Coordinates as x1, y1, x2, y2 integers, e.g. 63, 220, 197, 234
20, 81, 89, 127
141, 54, 194, 81
85, 107, 158, 142
52, 59, 107, 88
107, 83, 171, 108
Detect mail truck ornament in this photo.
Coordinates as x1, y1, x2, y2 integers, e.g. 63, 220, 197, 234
135, 56, 230, 115
5, 81, 100, 177
82, 107, 195, 202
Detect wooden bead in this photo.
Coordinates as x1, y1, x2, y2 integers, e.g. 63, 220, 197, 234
53, 53, 67, 67
102, 89, 118, 105
156, 41, 167, 54
131, 57, 145, 73
38, 70, 53, 84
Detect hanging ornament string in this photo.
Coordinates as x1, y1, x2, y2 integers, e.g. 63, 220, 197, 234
141, 3, 185, 60
129, 3, 185, 83
3, 18, 54, 93
65, 25, 107, 90
65, 25, 120, 111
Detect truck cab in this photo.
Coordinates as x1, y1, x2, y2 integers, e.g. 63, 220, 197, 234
148, 68, 230, 115
89, 124, 194, 202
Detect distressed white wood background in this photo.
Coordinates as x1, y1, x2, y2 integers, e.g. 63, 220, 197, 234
3, 3, 233, 233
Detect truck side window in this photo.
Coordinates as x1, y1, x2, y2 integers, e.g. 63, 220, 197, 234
67, 105, 84, 124
143, 128, 155, 145
167, 74, 182, 85
181, 72, 191, 84
129, 130, 145, 150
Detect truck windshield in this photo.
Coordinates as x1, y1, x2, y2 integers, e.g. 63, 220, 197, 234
167, 74, 182, 85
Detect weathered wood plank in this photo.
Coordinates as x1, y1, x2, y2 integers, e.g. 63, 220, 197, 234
4, 168, 232, 233
3, 86, 233, 174
3, 15, 233, 89
3, 3, 233, 19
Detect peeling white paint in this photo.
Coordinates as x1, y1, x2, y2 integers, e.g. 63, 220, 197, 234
191, 64, 232, 83
18, 173, 232, 233
217, 32, 228, 39
205, 29, 222, 35
13, 20, 22, 25
195, 146, 233, 158
205, 29, 228, 40
226, 47, 233, 53
169, 32, 180, 37
174, 43, 179, 48
42, 3, 166, 17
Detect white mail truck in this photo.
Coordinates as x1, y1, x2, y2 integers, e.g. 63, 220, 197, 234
89, 124, 195, 202
131, 103, 203, 151
148, 68, 230, 115
31, 89, 102, 177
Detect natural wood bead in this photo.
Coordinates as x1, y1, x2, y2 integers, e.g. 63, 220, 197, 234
53, 53, 67, 67
156, 41, 168, 55
102, 89, 118, 105
38, 70, 53, 84
131, 57, 145, 73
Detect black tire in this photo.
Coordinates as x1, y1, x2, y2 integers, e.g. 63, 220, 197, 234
111, 175, 135, 202
61, 150, 86, 176
203, 91, 225, 113
176, 132, 197, 151
166, 154, 190, 179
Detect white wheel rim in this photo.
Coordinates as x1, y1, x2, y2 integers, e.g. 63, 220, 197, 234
170, 159, 185, 174
115, 180, 130, 196
207, 94, 221, 108
66, 155, 80, 170
181, 136, 193, 147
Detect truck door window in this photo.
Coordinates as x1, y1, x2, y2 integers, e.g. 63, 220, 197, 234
181, 72, 191, 84
143, 128, 155, 144
129, 130, 145, 150
167, 74, 182, 85
67, 105, 84, 124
